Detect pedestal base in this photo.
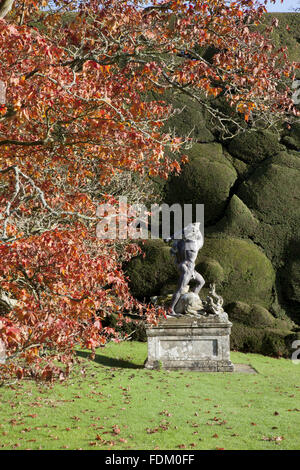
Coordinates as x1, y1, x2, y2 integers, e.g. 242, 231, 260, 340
145, 316, 234, 372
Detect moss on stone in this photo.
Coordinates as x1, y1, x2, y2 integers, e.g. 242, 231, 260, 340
227, 130, 283, 164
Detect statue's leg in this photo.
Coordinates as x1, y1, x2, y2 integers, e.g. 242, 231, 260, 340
190, 270, 205, 295
169, 268, 191, 315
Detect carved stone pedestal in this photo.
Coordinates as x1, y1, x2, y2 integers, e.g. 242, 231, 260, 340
145, 315, 234, 372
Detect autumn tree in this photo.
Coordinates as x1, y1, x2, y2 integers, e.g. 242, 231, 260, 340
0, 0, 298, 382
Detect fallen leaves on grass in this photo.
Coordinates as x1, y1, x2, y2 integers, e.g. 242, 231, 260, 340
112, 425, 121, 435
262, 436, 284, 442
206, 417, 227, 426
159, 410, 172, 417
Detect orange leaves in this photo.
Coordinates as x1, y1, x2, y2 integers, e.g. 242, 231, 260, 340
200, 79, 222, 98
181, 154, 189, 165
0, 222, 162, 382
236, 100, 256, 120
170, 160, 181, 173
100, 65, 112, 74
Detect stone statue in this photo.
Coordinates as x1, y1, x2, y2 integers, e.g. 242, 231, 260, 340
203, 283, 225, 316
146, 225, 233, 372
166, 222, 205, 317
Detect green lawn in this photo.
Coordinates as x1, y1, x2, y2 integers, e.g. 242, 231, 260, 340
0, 342, 299, 450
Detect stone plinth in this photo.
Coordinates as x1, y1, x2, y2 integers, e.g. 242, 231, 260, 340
145, 315, 234, 372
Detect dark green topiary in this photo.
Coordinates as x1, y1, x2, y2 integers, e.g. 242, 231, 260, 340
230, 322, 292, 358
283, 259, 300, 306
223, 150, 249, 177
281, 240, 300, 314
261, 330, 290, 358
284, 331, 300, 355
226, 301, 275, 328
102, 313, 147, 342
196, 258, 224, 285
266, 13, 300, 63
125, 14, 300, 331
227, 130, 283, 164
126, 239, 177, 300
235, 152, 300, 274
196, 236, 276, 309
165, 143, 237, 225
212, 151, 300, 323
238, 152, 300, 224
160, 283, 178, 296
157, 91, 215, 143
230, 322, 265, 354
214, 195, 259, 239
282, 122, 300, 151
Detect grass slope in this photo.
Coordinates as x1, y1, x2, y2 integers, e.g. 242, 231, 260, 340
0, 342, 299, 450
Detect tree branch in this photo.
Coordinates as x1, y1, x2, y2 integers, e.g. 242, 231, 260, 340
0, 0, 14, 18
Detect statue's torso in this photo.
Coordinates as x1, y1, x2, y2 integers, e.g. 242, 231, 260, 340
174, 238, 201, 266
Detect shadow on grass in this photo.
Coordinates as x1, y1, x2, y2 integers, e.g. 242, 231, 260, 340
76, 350, 144, 369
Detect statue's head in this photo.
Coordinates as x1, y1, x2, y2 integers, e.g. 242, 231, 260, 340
182, 222, 201, 241
167, 222, 203, 244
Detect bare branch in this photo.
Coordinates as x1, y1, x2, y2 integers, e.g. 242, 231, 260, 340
0, 0, 14, 18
